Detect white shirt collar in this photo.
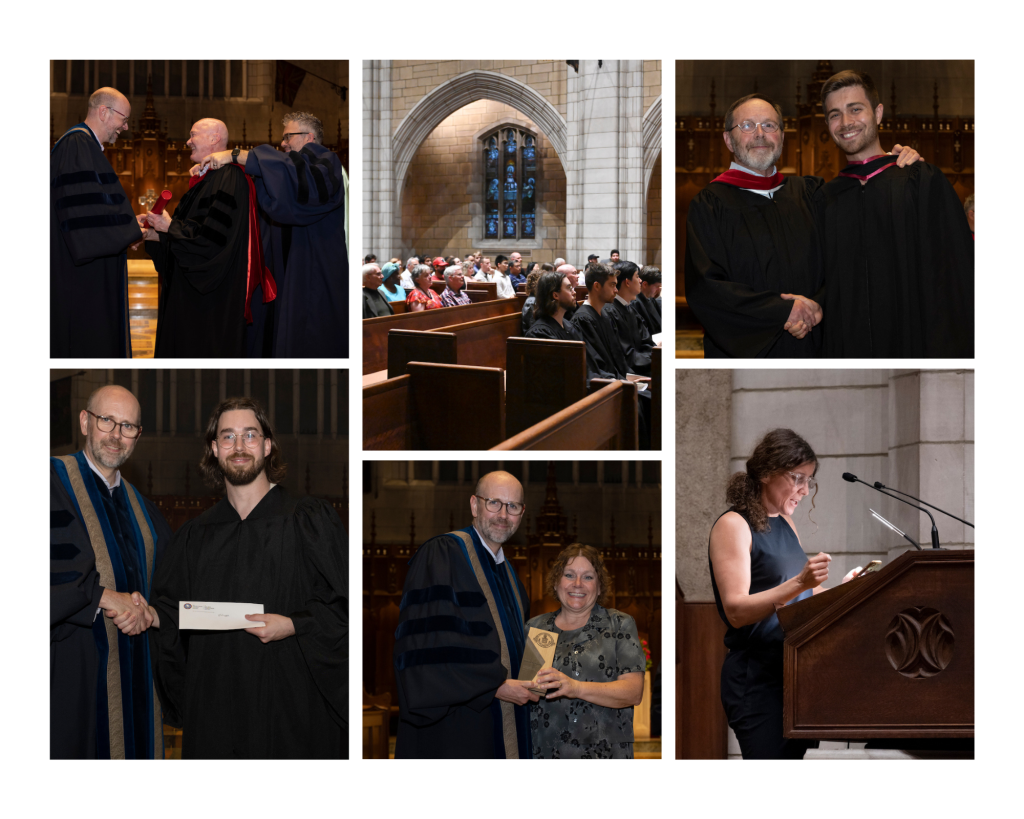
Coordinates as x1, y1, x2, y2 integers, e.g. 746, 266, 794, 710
473, 526, 505, 564
82, 451, 121, 495
614, 294, 630, 307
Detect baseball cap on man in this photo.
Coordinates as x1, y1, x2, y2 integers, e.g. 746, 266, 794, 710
432, 257, 448, 269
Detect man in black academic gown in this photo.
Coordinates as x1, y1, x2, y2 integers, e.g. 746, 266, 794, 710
394, 471, 537, 758
361, 263, 392, 318
150, 398, 348, 759
817, 70, 974, 358
197, 112, 348, 358
634, 265, 662, 335
525, 268, 583, 341
51, 385, 172, 758
51, 87, 147, 358
572, 263, 652, 448
604, 261, 657, 377
144, 119, 275, 358
685, 93, 922, 359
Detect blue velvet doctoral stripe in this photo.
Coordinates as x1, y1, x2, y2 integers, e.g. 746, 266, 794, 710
56, 191, 126, 210
394, 614, 493, 641
400, 584, 487, 610
51, 509, 75, 528
53, 170, 120, 188
51, 542, 81, 560
395, 646, 499, 671
290, 152, 310, 204
61, 213, 134, 233
303, 148, 341, 194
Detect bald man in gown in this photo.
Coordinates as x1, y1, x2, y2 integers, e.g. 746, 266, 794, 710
144, 118, 273, 358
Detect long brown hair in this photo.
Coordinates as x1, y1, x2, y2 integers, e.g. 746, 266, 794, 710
726, 428, 817, 532
546, 543, 612, 608
199, 397, 287, 490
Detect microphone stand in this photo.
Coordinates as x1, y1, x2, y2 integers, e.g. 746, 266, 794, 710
843, 473, 942, 549
873, 482, 974, 528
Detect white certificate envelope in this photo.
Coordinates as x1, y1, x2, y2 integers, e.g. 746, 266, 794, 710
651, 332, 663, 346
179, 601, 264, 631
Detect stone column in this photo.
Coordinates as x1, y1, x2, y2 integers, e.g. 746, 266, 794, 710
363, 60, 393, 256
564, 60, 646, 263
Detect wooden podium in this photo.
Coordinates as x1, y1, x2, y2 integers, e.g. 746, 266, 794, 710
777, 549, 973, 740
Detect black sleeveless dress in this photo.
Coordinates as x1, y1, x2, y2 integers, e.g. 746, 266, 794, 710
708, 508, 818, 759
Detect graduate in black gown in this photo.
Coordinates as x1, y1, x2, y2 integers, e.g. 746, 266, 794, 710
145, 119, 275, 359
50, 385, 172, 759
603, 261, 656, 376
394, 471, 536, 758
150, 398, 348, 759
685, 94, 826, 359
572, 263, 652, 449
632, 265, 662, 335
524, 269, 583, 342
817, 71, 974, 358
198, 113, 348, 358
50, 88, 145, 358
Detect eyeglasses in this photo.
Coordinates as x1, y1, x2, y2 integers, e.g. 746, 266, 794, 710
105, 105, 130, 127
787, 472, 817, 491
475, 495, 525, 516
217, 431, 265, 448
282, 132, 310, 140
730, 120, 781, 134
86, 410, 141, 438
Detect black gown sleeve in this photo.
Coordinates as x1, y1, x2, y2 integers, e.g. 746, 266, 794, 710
394, 537, 505, 726
573, 311, 624, 381
149, 521, 195, 728
684, 190, 794, 357
51, 133, 141, 265
607, 302, 653, 375
288, 499, 349, 729
246, 144, 344, 225
149, 167, 250, 294
50, 466, 102, 629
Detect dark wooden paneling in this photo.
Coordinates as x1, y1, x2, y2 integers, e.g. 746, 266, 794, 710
505, 337, 588, 436
677, 594, 729, 759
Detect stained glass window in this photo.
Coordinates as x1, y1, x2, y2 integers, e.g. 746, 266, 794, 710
481, 125, 539, 241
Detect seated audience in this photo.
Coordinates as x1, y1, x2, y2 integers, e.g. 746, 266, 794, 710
362, 263, 393, 318
407, 263, 443, 312
378, 262, 407, 304
440, 263, 472, 307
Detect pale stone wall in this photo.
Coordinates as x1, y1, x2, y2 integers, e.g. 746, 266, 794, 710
645, 154, 662, 266
676, 59, 974, 117
390, 60, 567, 127
400, 100, 566, 261
644, 60, 662, 114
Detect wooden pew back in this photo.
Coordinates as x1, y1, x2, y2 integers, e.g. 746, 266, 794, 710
505, 337, 588, 436
492, 380, 639, 450
387, 313, 522, 378
651, 346, 662, 450
363, 298, 519, 374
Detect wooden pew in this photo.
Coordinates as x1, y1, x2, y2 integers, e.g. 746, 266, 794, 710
386, 313, 522, 378
505, 337, 588, 437
492, 380, 639, 450
363, 363, 505, 450
363, 298, 520, 374
390, 300, 408, 315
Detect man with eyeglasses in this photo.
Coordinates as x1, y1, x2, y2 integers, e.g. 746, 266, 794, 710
685, 93, 921, 358
50, 385, 172, 758
817, 70, 974, 358
51, 87, 149, 358
143, 118, 276, 359
394, 470, 537, 758
148, 397, 348, 758
191, 112, 348, 358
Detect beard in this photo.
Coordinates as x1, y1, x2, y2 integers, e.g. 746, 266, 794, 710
732, 136, 783, 174
832, 116, 879, 157
218, 452, 266, 486
475, 515, 518, 546
88, 437, 131, 472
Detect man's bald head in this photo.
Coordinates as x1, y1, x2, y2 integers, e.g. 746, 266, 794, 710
80, 385, 142, 477
86, 384, 141, 425
557, 263, 578, 286
187, 118, 229, 164
470, 471, 525, 551
85, 87, 131, 145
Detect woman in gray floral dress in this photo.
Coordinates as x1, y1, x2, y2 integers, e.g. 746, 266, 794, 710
527, 544, 646, 759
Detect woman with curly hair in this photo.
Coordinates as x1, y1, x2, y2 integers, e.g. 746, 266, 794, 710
527, 543, 646, 758
709, 427, 859, 759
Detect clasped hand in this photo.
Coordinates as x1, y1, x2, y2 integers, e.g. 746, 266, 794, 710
781, 293, 823, 339
104, 590, 156, 636
495, 678, 540, 705
533, 667, 579, 700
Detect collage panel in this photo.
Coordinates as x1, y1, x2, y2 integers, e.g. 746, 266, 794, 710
675, 368, 974, 759
362, 460, 662, 758
362, 60, 664, 451
49, 368, 350, 759
50, 59, 349, 360
675, 60, 974, 359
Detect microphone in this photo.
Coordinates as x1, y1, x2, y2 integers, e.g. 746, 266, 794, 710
873, 481, 974, 528
870, 508, 921, 550
842, 472, 941, 549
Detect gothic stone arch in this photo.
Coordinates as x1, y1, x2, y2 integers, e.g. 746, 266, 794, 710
391, 70, 568, 239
